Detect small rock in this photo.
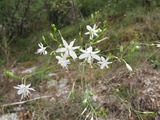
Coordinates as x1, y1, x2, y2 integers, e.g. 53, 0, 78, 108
47, 80, 58, 88
20, 66, 36, 74
58, 78, 68, 88
144, 79, 151, 85
0, 113, 18, 120
48, 73, 57, 77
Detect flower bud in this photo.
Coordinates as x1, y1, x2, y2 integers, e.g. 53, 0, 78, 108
135, 46, 141, 49
4, 70, 14, 77
126, 63, 133, 72
42, 36, 45, 41
50, 33, 54, 38
91, 14, 94, 19
83, 98, 88, 104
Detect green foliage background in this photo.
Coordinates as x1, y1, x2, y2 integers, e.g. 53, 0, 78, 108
0, 0, 160, 65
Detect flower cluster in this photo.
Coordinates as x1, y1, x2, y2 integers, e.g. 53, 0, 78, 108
14, 24, 108, 99
35, 24, 113, 70
14, 24, 134, 99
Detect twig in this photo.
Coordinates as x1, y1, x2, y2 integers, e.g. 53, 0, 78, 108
31, 110, 35, 120
1, 95, 53, 107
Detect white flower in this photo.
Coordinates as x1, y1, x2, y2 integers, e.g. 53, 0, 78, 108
56, 39, 79, 60
85, 24, 101, 39
79, 46, 100, 65
156, 44, 160, 47
14, 84, 35, 99
35, 42, 47, 55
98, 56, 112, 69
56, 54, 70, 69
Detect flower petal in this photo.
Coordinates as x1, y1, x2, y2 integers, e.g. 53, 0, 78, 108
62, 39, 68, 48
85, 32, 90, 35
26, 84, 31, 88
86, 25, 92, 30
87, 46, 93, 52
80, 49, 87, 53
156, 44, 160, 47
56, 48, 66, 53
17, 90, 23, 95
101, 56, 105, 61
28, 88, 35, 91
69, 50, 77, 60
79, 53, 88, 59
14, 86, 20, 89
38, 43, 43, 47
93, 24, 96, 29
92, 54, 100, 61
69, 40, 75, 47
72, 46, 80, 50
44, 50, 47, 55
92, 50, 100, 54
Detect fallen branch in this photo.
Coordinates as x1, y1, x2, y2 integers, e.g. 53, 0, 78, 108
1, 95, 53, 107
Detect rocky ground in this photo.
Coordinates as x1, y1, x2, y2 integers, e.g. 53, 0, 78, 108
0, 61, 160, 120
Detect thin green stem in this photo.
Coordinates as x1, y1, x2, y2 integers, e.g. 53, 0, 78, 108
81, 62, 86, 94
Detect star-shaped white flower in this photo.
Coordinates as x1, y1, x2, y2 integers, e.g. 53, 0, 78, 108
156, 44, 160, 47
14, 84, 35, 100
98, 56, 112, 69
56, 54, 70, 69
35, 42, 47, 55
56, 39, 79, 60
79, 46, 100, 65
85, 24, 101, 40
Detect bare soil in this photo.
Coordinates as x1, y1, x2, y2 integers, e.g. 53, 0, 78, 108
0, 61, 160, 120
